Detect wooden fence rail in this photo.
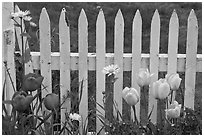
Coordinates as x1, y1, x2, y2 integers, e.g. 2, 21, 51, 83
2, 2, 202, 134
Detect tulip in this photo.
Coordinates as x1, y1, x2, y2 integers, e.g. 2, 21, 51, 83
12, 91, 34, 112
165, 101, 182, 118
165, 73, 182, 91
44, 93, 59, 111
22, 73, 44, 92
122, 87, 140, 106
152, 78, 170, 100
137, 68, 154, 87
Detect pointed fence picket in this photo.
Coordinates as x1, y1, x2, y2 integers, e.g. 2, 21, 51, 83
3, 3, 202, 134
114, 9, 124, 116
2, 2, 16, 115
149, 9, 160, 124
167, 10, 179, 105
184, 10, 198, 109
78, 9, 88, 132
131, 9, 142, 121
96, 9, 106, 134
59, 8, 71, 125
39, 8, 52, 112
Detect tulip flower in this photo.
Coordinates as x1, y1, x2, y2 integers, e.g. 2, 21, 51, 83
165, 73, 182, 91
137, 68, 154, 87
122, 87, 140, 106
22, 73, 44, 92
165, 101, 182, 118
44, 93, 59, 111
12, 91, 34, 112
152, 78, 170, 100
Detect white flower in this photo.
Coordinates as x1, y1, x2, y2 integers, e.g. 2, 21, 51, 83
152, 78, 171, 100
137, 68, 154, 87
69, 113, 82, 122
165, 73, 182, 91
165, 101, 182, 118
23, 16, 32, 21
122, 87, 140, 106
102, 64, 120, 76
29, 22, 37, 27
11, 10, 30, 18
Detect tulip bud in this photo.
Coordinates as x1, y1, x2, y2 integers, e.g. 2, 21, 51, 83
137, 68, 154, 87
152, 78, 170, 100
22, 73, 44, 92
165, 73, 182, 91
165, 101, 182, 118
44, 93, 59, 111
122, 87, 139, 106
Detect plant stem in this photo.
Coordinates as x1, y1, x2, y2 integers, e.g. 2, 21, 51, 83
140, 86, 148, 126
3, 61, 16, 92
132, 105, 139, 125
170, 90, 174, 104
20, 17, 25, 76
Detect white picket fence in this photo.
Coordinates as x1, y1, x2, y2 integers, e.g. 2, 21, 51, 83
2, 2, 202, 134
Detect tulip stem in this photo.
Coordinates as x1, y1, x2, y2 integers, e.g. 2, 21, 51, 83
132, 105, 139, 125
141, 86, 148, 126
51, 112, 54, 134
170, 90, 174, 104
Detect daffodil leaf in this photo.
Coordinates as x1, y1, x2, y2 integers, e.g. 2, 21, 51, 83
24, 47, 31, 63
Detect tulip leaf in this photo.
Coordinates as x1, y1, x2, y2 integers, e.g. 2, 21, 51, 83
95, 101, 105, 110
2, 78, 8, 116
97, 114, 110, 127
24, 47, 31, 63
14, 23, 21, 27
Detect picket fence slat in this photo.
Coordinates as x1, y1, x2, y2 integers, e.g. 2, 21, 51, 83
184, 9, 198, 109
149, 9, 160, 124
96, 9, 106, 134
78, 9, 88, 131
3, 2, 16, 114
59, 8, 71, 126
131, 9, 142, 121
167, 10, 179, 104
114, 9, 124, 116
39, 8, 52, 108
